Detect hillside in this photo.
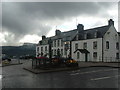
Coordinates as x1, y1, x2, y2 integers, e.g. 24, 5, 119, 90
1, 44, 36, 58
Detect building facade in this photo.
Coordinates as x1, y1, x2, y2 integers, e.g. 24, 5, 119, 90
36, 19, 120, 62
72, 19, 119, 62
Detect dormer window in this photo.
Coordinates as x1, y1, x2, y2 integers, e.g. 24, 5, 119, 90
76, 35, 79, 40
107, 32, 110, 34
84, 33, 87, 39
94, 30, 98, 38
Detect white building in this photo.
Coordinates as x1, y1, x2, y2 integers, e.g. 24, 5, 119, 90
36, 29, 78, 58
36, 19, 120, 62
72, 19, 119, 62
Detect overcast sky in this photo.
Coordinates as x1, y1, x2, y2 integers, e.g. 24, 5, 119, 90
1, 1, 118, 46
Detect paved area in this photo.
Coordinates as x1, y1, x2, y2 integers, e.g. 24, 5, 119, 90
2, 60, 120, 88
23, 60, 119, 74
2, 59, 22, 67
78, 62, 120, 68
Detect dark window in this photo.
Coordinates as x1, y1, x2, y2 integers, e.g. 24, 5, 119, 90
116, 42, 119, 50
52, 49, 53, 56
51, 41, 53, 47
45, 46, 47, 51
93, 52, 97, 58
116, 53, 119, 59
61, 40, 63, 47
77, 52, 80, 59
106, 41, 109, 49
75, 43, 78, 50
58, 40, 60, 47
54, 40, 56, 47
37, 47, 39, 51
93, 41, 97, 49
41, 47, 43, 52
54, 49, 56, 55
64, 49, 67, 55
83, 42, 87, 49
61, 49, 63, 56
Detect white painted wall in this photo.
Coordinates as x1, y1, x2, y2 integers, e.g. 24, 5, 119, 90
36, 44, 49, 57
72, 38, 102, 62
51, 39, 71, 58
103, 25, 119, 62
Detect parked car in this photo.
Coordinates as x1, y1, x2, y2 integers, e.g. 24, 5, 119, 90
65, 59, 78, 67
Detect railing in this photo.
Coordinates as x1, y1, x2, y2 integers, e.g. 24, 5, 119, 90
99, 57, 120, 62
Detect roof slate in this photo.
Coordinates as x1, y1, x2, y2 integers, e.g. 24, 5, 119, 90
39, 24, 112, 45
74, 25, 110, 40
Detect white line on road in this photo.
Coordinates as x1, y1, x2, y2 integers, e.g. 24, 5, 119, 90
91, 75, 120, 81
70, 69, 118, 76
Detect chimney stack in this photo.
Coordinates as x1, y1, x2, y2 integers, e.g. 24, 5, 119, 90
55, 29, 61, 36
108, 19, 114, 26
42, 35, 46, 40
77, 24, 84, 33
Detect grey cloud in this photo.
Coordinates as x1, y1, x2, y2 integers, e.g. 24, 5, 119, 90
2, 2, 115, 45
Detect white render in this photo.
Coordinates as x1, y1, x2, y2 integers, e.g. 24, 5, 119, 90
72, 38, 102, 62
103, 25, 119, 62
36, 44, 49, 57
72, 25, 120, 62
36, 19, 120, 62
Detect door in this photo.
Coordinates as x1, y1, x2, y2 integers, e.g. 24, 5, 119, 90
85, 53, 88, 62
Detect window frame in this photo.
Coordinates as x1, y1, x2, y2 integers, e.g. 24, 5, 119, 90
77, 52, 80, 59
93, 52, 97, 58
75, 43, 78, 50
83, 42, 87, 49
93, 41, 97, 49
106, 41, 109, 49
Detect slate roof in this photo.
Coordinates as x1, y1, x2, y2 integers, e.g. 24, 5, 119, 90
39, 24, 112, 45
74, 49, 90, 53
50, 29, 78, 41
73, 25, 111, 40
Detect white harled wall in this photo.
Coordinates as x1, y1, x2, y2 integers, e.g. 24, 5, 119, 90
72, 38, 102, 62
103, 25, 119, 62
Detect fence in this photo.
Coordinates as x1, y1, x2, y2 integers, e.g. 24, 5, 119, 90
99, 57, 120, 62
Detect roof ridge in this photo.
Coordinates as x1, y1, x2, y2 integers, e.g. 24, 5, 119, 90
84, 25, 109, 31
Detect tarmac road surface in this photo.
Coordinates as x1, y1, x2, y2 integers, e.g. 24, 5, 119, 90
2, 60, 119, 88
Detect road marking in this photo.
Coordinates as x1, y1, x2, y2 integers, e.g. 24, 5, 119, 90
70, 69, 118, 76
70, 73, 79, 75
91, 75, 120, 81
72, 69, 81, 72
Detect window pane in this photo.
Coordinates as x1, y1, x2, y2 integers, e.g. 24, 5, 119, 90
116, 53, 119, 59
83, 42, 87, 49
106, 41, 109, 49
77, 52, 80, 59
41, 47, 43, 52
116, 42, 119, 50
75, 43, 78, 50
93, 41, 97, 49
93, 52, 97, 58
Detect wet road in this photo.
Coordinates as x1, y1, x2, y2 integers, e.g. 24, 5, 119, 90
2, 60, 120, 88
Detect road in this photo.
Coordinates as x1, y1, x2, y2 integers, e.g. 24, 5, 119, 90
2, 60, 120, 88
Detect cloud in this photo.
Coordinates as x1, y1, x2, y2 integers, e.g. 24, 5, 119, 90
2, 2, 117, 46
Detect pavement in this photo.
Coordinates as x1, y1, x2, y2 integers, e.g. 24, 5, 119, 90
1, 59, 23, 67
23, 60, 120, 74
78, 62, 120, 68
